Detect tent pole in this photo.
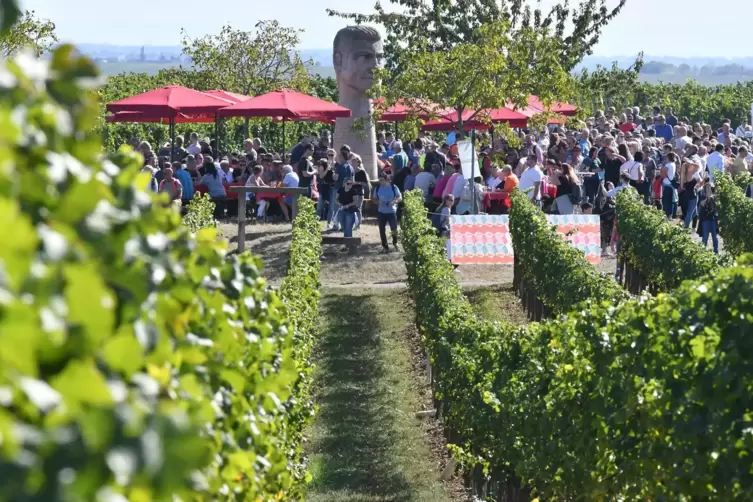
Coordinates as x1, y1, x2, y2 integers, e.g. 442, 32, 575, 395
471, 127, 477, 215
214, 113, 219, 156
169, 116, 175, 162
282, 119, 286, 155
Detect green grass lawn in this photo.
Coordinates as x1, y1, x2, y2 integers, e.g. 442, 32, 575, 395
464, 284, 528, 326
305, 289, 456, 502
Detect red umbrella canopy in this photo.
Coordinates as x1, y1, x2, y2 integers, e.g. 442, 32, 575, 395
422, 108, 528, 131
377, 99, 446, 122
106, 85, 233, 115
204, 89, 251, 105
106, 111, 215, 124
527, 95, 577, 116
218, 89, 351, 120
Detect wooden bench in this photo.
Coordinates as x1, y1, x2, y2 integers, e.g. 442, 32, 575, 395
321, 235, 362, 254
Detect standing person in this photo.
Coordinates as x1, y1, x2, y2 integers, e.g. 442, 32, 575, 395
351, 154, 370, 229
331, 148, 354, 231
373, 173, 402, 253
279, 165, 298, 222
661, 152, 678, 218
317, 158, 335, 222
336, 177, 359, 239
186, 133, 202, 156
554, 163, 580, 215
173, 160, 194, 207
519, 154, 544, 203
698, 179, 719, 254
622, 151, 646, 200
199, 162, 227, 220
680, 161, 702, 229
295, 144, 316, 198
582, 146, 603, 202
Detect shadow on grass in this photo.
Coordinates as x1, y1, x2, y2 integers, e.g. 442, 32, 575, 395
307, 293, 415, 501
464, 284, 529, 326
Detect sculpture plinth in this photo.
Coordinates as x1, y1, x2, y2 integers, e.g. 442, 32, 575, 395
333, 26, 384, 180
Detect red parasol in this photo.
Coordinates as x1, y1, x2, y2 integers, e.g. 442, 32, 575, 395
203, 89, 252, 105
106, 85, 232, 115
527, 95, 577, 116
106, 111, 215, 124
218, 89, 351, 120
377, 99, 446, 122
422, 107, 528, 131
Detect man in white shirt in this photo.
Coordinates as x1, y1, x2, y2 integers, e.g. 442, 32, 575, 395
717, 123, 736, 144
414, 167, 437, 201
186, 132, 202, 155
220, 160, 234, 184
706, 143, 726, 181
519, 154, 544, 201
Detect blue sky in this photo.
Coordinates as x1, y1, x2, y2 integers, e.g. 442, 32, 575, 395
21, 0, 741, 57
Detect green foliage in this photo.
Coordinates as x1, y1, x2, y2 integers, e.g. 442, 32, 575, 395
0, 9, 56, 57
402, 191, 753, 500
278, 197, 322, 491
182, 192, 217, 233
0, 43, 320, 501
508, 189, 628, 314
616, 189, 719, 292
573, 54, 644, 115
329, 0, 627, 74
371, 20, 573, 132
717, 172, 753, 258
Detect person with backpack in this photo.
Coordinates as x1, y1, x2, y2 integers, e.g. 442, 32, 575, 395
698, 179, 719, 254
374, 173, 402, 253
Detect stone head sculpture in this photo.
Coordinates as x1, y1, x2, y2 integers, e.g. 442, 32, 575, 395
332, 25, 383, 179
333, 26, 384, 96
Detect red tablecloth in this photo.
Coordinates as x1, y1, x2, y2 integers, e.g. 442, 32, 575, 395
484, 191, 511, 214
194, 183, 243, 199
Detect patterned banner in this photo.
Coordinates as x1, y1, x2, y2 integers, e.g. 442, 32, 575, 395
449, 214, 601, 264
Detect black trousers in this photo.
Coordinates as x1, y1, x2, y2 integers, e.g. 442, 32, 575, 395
377, 212, 398, 249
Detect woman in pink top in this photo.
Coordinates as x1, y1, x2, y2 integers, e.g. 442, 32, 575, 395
442, 167, 462, 199
433, 165, 455, 202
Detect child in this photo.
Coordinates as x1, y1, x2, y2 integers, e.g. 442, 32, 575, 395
580, 202, 593, 214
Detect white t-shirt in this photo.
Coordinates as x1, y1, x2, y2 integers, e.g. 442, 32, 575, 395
706, 152, 725, 181
663, 162, 676, 186
282, 172, 300, 188
519, 166, 544, 200
186, 143, 202, 155
222, 169, 234, 184
414, 171, 436, 199
620, 160, 642, 181
488, 177, 502, 191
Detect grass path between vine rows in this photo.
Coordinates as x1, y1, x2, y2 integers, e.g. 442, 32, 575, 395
304, 289, 468, 502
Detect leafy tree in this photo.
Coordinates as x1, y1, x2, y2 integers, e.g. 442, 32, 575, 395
328, 0, 627, 73
371, 20, 572, 136
181, 21, 311, 97
0, 9, 56, 57
573, 54, 644, 114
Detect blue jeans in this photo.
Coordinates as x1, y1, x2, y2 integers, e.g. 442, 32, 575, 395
662, 185, 676, 218
316, 186, 328, 220
701, 219, 719, 254
340, 209, 356, 237
328, 186, 339, 228
683, 197, 697, 228
377, 212, 398, 249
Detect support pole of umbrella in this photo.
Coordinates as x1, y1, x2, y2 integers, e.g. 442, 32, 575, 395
169, 116, 176, 163
394, 120, 399, 139
214, 113, 219, 156
471, 127, 477, 215
282, 118, 286, 155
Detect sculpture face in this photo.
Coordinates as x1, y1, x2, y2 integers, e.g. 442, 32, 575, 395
334, 38, 384, 94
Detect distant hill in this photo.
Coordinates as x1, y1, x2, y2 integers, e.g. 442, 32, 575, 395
78, 44, 753, 86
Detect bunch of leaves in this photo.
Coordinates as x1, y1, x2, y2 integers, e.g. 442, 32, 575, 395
616, 189, 719, 292
716, 172, 753, 258
328, 0, 628, 75
277, 197, 322, 493
370, 20, 574, 134
402, 192, 753, 500
508, 189, 628, 314
0, 45, 311, 501
182, 192, 216, 233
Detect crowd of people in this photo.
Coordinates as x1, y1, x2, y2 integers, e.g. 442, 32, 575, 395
130, 105, 753, 256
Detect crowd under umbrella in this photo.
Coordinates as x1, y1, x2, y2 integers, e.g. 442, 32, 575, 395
218, 89, 352, 152
106, 85, 234, 161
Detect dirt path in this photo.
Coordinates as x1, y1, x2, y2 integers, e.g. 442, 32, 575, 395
304, 290, 468, 502
220, 217, 619, 288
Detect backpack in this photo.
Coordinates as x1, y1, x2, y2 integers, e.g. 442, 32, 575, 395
569, 182, 583, 204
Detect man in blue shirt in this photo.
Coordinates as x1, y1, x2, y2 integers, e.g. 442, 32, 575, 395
173, 161, 194, 206
330, 146, 354, 231
389, 140, 409, 172
653, 115, 674, 142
